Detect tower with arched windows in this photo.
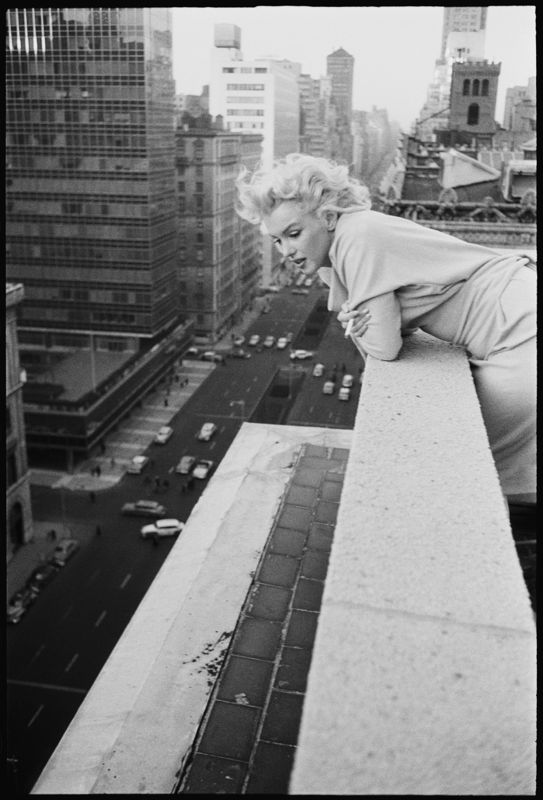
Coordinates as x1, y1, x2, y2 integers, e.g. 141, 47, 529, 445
449, 61, 501, 147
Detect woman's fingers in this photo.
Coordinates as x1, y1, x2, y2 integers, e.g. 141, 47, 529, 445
340, 308, 370, 337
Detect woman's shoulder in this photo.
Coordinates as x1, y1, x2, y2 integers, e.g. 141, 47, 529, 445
335, 209, 394, 243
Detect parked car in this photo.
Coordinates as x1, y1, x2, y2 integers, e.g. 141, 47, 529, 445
230, 348, 251, 359
51, 537, 80, 567
276, 337, 288, 350
312, 363, 325, 377
201, 351, 225, 364
263, 335, 275, 348
290, 349, 314, 361
140, 518, 184, 540
121, 500, 167, 518
154, 425, 173, 444
291, 288, 309, 295
323, 380, 336, 395
342, 374, 354, 388
248, 334, 260, 347
192, 459, 215, 480
7, 586, 38, 624
185, 346, 199, 358
27, 563, 60, 593
175, 455, 196, 475
233, 335, 245, 347
197, 422, 218, 441
338, 387, 351, 401
267, 285, 280, 293
127, 455, 149, 474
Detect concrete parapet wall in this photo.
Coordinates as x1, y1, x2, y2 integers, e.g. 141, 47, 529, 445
290, 332, 536, 795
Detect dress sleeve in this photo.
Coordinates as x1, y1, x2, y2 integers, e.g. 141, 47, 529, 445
348, 292, 403, 361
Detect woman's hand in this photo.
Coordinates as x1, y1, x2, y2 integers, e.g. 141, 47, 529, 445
337, 302, 371, 338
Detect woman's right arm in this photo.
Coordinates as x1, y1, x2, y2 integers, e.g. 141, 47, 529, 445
338, 292, 403, 361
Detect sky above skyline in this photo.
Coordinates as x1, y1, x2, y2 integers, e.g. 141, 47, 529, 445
171, 5, 536, 131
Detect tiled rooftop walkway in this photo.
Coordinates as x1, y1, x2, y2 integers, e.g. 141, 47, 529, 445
176, 443, 350, 794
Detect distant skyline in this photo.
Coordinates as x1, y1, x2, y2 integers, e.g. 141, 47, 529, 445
171, 5, 536, 131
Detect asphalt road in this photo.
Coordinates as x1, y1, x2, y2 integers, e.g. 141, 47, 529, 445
6, 281, 365, 793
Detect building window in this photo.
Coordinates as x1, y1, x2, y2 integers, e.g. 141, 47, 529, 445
467, 103, 479, 125
481, 79, 489, 96
472, 79, 480, 96
462, 79, 470, 96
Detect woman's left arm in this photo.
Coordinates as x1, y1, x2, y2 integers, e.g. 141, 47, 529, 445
339, 292, 403, 361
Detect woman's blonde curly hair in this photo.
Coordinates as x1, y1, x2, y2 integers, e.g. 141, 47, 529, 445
235, 153, 371, 225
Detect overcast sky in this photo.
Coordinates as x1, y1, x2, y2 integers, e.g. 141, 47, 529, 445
171, 5, 536, 131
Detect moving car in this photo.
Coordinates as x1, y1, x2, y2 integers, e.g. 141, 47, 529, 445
338, 387, 351, 401
276, 337, 288, 350
27, 563, 59, 593
201, 351, 225, 364
121, 500, 167, 518
230, 348, 251, 359
233, 335, 245, 347
342, 374, 354, 388
192, 459, 214, 480
323, 380, 336, 395
140, 518, 185, 539
263, 335, 275, 348
51, 537, 80, 567
154, 425, 173, 444
312, 363, 325, 377
197, 422, 218, 441
7, 586, 38, 624
290, 349, 314, 360
127, 455, 149, 474
248, 334, 260, 347
291, 288, 309, 295
175, 455, 196, 475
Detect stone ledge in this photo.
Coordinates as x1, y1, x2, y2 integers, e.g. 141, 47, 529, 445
290, 332, 536, 795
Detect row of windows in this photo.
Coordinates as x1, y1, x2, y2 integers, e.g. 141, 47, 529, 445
226, 96, 263, 104
462, 78, 490, 97
226, 83, 265, 91
226, 109, 264, 117
222, 67, 267, 74
226, 121, 264, 130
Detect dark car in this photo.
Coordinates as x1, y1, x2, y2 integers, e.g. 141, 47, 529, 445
7, 586, 38, 624
27, 563, 59, 593
230, 348, 251, 359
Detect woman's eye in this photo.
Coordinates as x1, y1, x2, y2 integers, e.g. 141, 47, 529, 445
289, 230, 300, 238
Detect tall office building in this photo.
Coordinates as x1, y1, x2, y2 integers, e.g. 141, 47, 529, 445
209, 24, 300, 284
6, 8, 187, 468
298, 73, 334, 158
326, 47, 354, 164
175, 121, 263, 341
414, 6, 489, 140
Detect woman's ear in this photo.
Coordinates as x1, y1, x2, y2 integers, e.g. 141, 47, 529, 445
323, 211, 338, 232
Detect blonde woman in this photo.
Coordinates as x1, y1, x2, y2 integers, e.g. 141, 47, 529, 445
236, 153, 536, 504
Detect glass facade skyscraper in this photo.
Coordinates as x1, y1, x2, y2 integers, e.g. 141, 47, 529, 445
6, 8, 179, 348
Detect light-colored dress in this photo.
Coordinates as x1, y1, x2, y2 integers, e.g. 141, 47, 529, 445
318, 209, 536, 497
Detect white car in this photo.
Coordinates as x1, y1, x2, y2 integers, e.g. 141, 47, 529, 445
154, 425, 173, 444
264, 335, 275, 348
233, 335, 245, 347
197, 422, 218, 441
342, 374, 354, 388
290, 349, 314, 360
276, 337, 288, 350
175, 455, 196, 474
312, 363, 325, 377
338, 387, 351, 401
127, 455, 149, 474
140, 518, 184, 539
323, 380, 336, 395
192, 459, 214, 479
248, 334, 260, 347
51, 537, 80, 567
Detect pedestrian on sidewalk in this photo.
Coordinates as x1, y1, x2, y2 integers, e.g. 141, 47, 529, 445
48, 529, 57, 541
164, 397, 169, 406
89, 491, 96, 503
96, 465, 101, 477
110, 457, 116, 468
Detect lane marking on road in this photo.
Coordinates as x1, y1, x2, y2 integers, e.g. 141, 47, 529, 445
209, 441, 216, 450
29, 644, 46, 665
168, 465, 174, 473
8, 678, 87, 695
252, 376, 258, 382
120, 573, 132, 589
65, 653, 79, 673
94, 610, 107, 628
27, 704, 44, 728
245, 386, 251, 393
309, 405, 314, 413
60, 604, 74, 622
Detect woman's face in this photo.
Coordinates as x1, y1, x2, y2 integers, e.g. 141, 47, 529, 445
262, 201, 335, 275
